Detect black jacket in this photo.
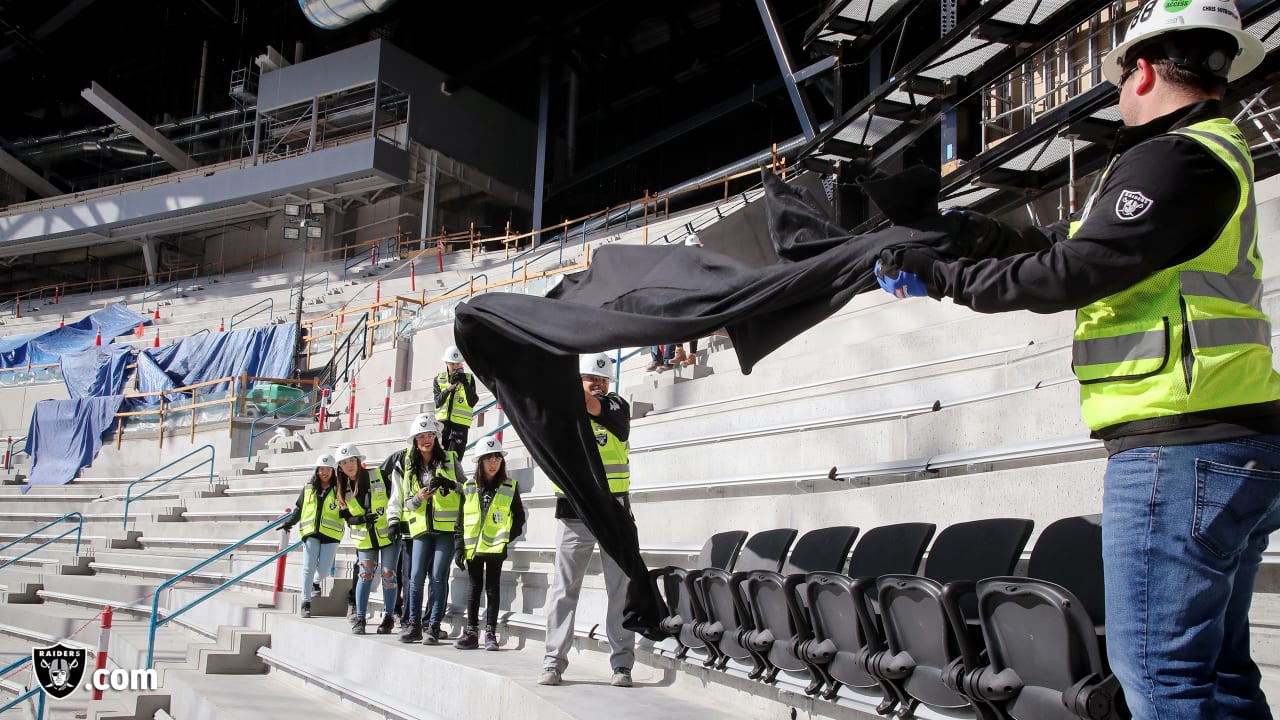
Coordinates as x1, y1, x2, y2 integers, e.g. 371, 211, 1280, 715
914, 101, 1280, 449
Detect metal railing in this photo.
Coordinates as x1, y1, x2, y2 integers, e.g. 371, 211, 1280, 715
122, 445, 216, 528
5, 436, 27, 471
315, 312, 369, 391
287, 272, 330, 308
0, 512, 84, 571
465, 423, 510, 452
0, 657, 42, 719
139, 281, 178, 311
246, 389, 324, 460
229, 297, 274, 330
145, 511, 301, 668
614, 347, 646, 385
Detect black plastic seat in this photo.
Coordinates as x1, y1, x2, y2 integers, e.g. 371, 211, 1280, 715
803, 522, 936, 702
965, 514, 1126, 720
741, 525, 860, 682
651, 530, 748, 658
874, 517, 1035, 719
692, 527, 797, 671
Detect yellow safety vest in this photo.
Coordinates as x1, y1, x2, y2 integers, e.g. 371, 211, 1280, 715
346, 470, 392, 551
554, 399, 630, 496
400, 448, 461, 535
461, 477, 517, 559
435, 372, 474, 427
1071, 118, 1280, 431
299, 485, 345, 542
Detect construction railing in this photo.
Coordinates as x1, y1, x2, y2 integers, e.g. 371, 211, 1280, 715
229, 297, 274, 331
122, 445, 216, 528
112, 374, 318, 449
0, 657, 42, 719
145, 510, 301, 669
0, 512, 84, 571
245, 388, 325, 460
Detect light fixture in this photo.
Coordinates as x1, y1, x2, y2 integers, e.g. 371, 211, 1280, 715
308, 202, 326, 216
284, 203, 302, 217
283, 227, 301, 240
306, 225, 323, 239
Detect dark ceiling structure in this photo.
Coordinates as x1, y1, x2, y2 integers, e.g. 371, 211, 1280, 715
0, 0, 828, 218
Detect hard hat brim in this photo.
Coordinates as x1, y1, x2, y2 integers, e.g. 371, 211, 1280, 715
1103, 23, 1266, 84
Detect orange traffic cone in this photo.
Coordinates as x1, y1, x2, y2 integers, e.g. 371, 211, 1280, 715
93, 329, 102, 346
134, 322, 145, 338
218, 318, 225, 332
153, 328, 160, 348
58, 318, 65, 328
152, 307, 160, 321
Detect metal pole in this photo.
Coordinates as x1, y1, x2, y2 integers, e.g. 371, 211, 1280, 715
383, 376, 391, 425
753, 0, 818, 141
532, 57, 550, 247
318, 388, 329, 432
349, 378, 358, 429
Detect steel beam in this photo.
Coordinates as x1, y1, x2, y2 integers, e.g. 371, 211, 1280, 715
754, 0, 819, 141
81, 81, 197, 171
0, 147, 60, 197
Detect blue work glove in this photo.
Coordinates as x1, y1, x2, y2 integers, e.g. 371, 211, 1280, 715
874, 259, 930, 298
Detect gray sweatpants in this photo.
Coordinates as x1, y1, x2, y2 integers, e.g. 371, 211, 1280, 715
543, 518, 635, 672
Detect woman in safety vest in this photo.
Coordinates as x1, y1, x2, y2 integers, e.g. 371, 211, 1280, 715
280, 452, 347, 619
336, 442, 403, 635
383, 413, 464, 644
453, 436, 524, 650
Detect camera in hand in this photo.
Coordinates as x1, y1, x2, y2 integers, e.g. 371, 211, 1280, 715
428, 475, 457, 495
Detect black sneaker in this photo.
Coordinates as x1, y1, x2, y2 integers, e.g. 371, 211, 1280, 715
455, 626, 479, 650
351, 616, 366, 635
399, 622, 423, 643
431, 623, 446, 640
300, 602, 311, 618
376, 615, 395, 634
484, 626, 499, 651
312, 581, 321, 594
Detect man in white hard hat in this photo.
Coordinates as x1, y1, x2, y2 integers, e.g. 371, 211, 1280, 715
435, 345, 479, 454
875, 2, 1280, 716
539, 352, 636, 688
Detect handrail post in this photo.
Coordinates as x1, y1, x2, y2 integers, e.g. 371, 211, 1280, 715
189, 389, 197, 443
157, 395, 165, 449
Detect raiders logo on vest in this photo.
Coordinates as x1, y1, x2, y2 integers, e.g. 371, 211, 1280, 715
1114, 189, 1154, 220
33, 642, 87, 699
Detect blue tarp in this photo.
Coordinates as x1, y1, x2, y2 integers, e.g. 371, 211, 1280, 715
60, 345, 132, 398
0, 304, 147, 369
126, 324, 297, 408
26, 395, 124, 488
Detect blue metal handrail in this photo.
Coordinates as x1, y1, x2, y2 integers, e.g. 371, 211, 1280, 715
510, 236, 566, 278
123, 445, 216, 528
139, 281, 178, 311
229, 297, 273, 330
465, 423, 510, 451
5, 436, 27, 471
614, 347, 646, 385
145, 511, 301, 668
287, 272, 330, 307
0, 687, 42, 719
0, 512, 84, 571
472, 399, 497, 416
246, 393, 324, 460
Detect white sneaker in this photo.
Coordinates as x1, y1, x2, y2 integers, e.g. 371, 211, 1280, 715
538, 668, 562, 686
611, 667, 633, 687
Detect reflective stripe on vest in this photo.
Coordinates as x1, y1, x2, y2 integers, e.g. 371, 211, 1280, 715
300, 485, 345, 542
553, 403, 630, 496
1071, 118, 1280, 430
435, 372, 474, 427
346, 470, 391, 550
461, 478, 516, 558
401, 448, 461, 535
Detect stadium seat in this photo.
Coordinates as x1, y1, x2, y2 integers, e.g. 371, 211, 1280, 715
652, 530, 748, 658
742, 525, 860, 683
693, 528, 797, 671
873, 517, 1035, 719
803, 522, 937, 702
964, 514, 1126, 720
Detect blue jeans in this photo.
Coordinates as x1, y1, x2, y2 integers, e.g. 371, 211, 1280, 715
299, 537, 339, 605
409, 533, 454, 626
355, 543, 401, 619
1103, 435, 1280, 720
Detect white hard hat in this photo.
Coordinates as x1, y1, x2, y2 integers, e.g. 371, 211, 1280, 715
334, 443, 364, 462
579, 352, 613, 378
314, 453, 336, 468
407, 413, 440, 442
1102, 0, 1264, 84
475, 436, 506, 457
442, 345, 464, 364
684, 233, 702, 247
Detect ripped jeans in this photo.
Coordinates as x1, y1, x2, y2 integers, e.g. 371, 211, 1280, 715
354, 543, 402, 620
